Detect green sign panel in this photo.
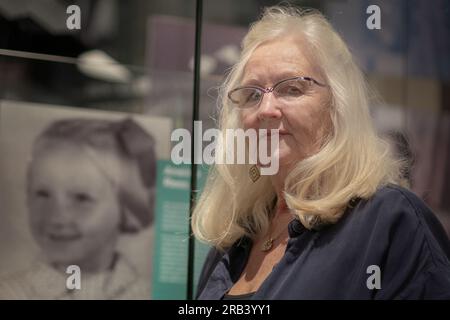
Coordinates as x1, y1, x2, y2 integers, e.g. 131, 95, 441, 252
152, 160, 210, 299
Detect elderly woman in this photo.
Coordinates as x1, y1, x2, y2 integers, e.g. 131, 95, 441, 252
193, 6, 450, 299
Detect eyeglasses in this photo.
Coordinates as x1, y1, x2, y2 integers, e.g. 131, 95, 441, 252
227, 76, 327, 109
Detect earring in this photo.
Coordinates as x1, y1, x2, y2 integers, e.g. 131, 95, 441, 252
249, 165, 260, 182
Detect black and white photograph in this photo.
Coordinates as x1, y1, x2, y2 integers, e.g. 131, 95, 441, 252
0, 100, 171, 299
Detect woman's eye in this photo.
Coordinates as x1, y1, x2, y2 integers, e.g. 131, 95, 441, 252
282, 86, 303, 96
246, 90, 261, 102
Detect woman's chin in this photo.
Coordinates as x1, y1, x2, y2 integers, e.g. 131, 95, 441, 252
277, 148, 299, 164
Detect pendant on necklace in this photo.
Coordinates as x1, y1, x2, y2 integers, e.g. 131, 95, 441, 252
262, 238, 274, 252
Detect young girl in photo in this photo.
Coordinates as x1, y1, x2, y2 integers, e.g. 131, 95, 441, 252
0, 118, 156, 299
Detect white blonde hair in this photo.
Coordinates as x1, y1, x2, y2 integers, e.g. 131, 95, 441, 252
192, 5, 408, 250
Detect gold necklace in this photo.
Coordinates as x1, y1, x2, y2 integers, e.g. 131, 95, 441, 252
261, 220, 292, 252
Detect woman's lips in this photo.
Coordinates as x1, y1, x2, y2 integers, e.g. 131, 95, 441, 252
261, 130, 290, 136
257, 129, 291, 142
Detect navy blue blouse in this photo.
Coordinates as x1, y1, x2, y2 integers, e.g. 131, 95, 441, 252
196, 184, 450, 299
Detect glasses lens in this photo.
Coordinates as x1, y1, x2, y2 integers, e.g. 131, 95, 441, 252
275, 79, 309, 100
229, 88, 262, 108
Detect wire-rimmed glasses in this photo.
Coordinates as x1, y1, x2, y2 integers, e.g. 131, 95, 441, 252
228, 76, 327, 109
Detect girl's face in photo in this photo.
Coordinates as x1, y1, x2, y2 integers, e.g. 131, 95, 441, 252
27, 145, 122, 270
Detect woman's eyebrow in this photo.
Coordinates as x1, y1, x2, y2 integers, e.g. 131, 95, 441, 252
241, 71, 306, 87
240, 78, 261, 86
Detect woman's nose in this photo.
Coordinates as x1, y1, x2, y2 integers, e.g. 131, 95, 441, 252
256, 92, 282, 121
